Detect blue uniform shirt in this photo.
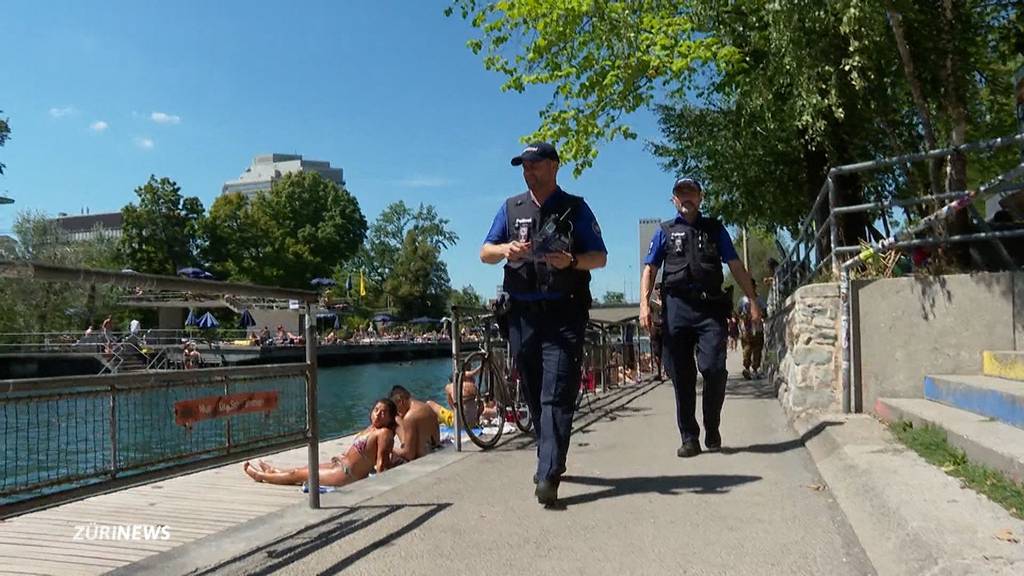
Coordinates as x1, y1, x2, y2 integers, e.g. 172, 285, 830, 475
484, 187, 607, 300
643, 213, 738, 268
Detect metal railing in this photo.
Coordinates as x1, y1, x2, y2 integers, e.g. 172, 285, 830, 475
447, 304, 641, 451
770, 133, 1024, 413
771, 132, 1024, 313
0, 260, 327, 514
0, 364, 308, 518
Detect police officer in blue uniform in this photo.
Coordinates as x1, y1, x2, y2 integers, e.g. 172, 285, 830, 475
481, 142, 607, 506
639, 178, 762, 457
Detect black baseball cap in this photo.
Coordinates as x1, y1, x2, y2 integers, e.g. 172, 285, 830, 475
511, 142, 560, 166
673, 177, 703, 193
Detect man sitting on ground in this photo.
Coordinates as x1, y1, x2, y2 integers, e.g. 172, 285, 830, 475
389, 386, 440, 464
427, 364, 483, 427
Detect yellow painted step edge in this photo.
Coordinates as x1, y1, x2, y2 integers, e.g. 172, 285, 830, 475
982, 351, 1024, 382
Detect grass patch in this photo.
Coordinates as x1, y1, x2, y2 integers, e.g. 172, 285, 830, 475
889, 420, 1024, 519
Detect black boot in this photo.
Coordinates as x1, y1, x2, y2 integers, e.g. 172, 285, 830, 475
535, 479, 559, 506
677, 438, 701, 458
705, 430, 722, 453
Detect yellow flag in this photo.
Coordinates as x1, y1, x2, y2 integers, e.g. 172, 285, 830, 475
359, 270, 366, 296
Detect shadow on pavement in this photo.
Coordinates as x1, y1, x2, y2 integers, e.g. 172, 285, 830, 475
489, 378, 664, 453
192, 503, 450, 576
721, 419, 843, 455
725, 378, 777, 399
553, 473, 762, 509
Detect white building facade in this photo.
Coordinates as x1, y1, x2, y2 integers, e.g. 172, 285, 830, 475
222, 154, 345, 197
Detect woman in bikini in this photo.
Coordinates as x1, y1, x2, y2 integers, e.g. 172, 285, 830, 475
243, 398, 397, 486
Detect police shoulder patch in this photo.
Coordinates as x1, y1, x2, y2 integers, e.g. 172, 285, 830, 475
592, 220, 602, 237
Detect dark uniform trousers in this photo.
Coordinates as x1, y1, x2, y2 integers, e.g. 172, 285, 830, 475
661, 293, 729, 442
507, 299, 586, 482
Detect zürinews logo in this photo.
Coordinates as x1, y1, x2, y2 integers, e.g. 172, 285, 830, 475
73, 523, 172, 541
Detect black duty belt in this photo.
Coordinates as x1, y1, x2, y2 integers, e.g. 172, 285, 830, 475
662, 287, 727, 303
511, 293, 588, 313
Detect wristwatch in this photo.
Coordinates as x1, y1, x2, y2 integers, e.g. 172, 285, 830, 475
569, 254, 579, 269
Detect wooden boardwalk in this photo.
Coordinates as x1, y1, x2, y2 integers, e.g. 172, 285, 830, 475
0, 435, 360, 576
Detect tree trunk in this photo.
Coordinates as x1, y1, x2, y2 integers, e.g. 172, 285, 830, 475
941, 0, 968, 194
802, 142, 832, 269
940, 0, 972, 266
884, 0, 944, 197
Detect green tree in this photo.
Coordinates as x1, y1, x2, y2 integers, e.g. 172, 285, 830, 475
0, 211, 124, 332
385, 228, 452, 319
652, 1, 1021, 240
451, 1, 1022, 252
202, 191, 265, 283
601, 290, 626, 305
447, 1, 742, 175
204, 172, 368, 288
449, 285, 484, 310
0, 110, 10, 175
249, 172, 367, 288
354, 201, 458, 292
120, 176, 205, 275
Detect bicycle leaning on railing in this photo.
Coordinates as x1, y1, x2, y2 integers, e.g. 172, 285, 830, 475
455, 306, 533, 449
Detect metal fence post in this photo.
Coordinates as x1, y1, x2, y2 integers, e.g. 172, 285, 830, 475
109, 385, 117, 478
224, 377, 232, 452
304, 303, 320, 508
450, 309, 462, 453
634, 321, 641, 383
827, 176, 841, 279
839, 270, 851, 414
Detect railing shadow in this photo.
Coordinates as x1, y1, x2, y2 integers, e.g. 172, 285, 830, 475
190, 502, 451, 576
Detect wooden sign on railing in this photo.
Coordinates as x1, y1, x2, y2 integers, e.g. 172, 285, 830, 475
173, 391, 279, 427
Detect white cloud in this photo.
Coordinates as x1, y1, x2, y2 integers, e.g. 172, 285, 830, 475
134, 137, 154, 150
90, 121, 108, 132
396, 176, 453, 188
150, 111, 181, 125
49, 106, 75, 119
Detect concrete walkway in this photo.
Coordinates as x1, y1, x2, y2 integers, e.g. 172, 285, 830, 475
123, 355, 876, 576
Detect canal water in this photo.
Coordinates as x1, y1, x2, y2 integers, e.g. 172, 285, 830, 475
316, 358, 451, 438
1, 358, 454, 505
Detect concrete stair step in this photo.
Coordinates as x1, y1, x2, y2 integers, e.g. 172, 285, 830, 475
924, 374, 1024, 429
983, 351, 1024, 382
875, 397, 1024, 483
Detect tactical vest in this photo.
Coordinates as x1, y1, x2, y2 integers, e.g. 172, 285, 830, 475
503, 190, 591, 300
659, 216, 725, 296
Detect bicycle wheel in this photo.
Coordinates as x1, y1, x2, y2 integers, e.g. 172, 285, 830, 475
512, 376, 533, 434
457, 351, 506, 449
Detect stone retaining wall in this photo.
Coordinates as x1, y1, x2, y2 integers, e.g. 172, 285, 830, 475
766, 282, 841, 415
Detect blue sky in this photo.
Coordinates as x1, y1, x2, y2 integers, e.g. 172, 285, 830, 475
1, 0, 686, 301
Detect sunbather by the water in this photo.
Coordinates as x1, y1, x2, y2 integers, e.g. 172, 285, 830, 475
243, 398, 397, 486
389, 386, 439, 463
440, 364, 483, 425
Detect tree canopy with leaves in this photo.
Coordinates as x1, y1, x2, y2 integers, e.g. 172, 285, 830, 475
0, 212, 124, 332
351, 201, 458, 293
120, 176, 205, 275
449, 284, 485, 310
384, 227, 452, 319
450, 1, 1023, 246
0, 110, 10, 175
601, 290, 626, 305
204, 172, 367, 288
447, 0, 742, 176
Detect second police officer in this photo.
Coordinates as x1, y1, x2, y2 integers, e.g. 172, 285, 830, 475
481, 142, 607, 506
639, 178, 762, 457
